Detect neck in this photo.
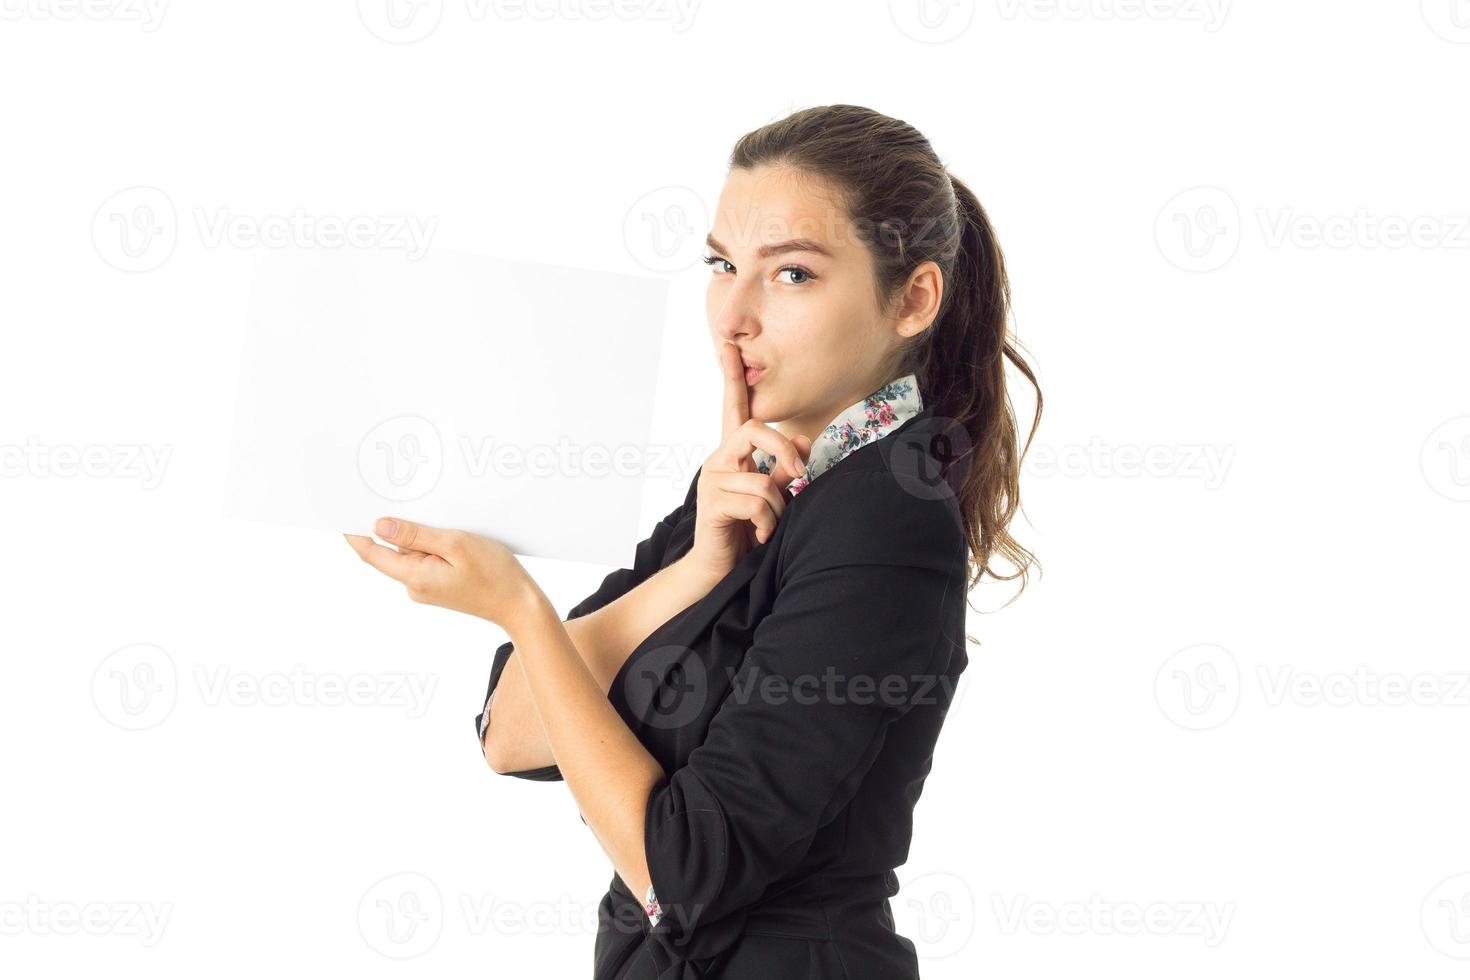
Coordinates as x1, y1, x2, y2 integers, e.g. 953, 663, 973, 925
776, 372, 901, 446
775, 407, 839, 448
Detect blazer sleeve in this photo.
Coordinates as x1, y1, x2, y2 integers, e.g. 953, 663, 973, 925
641, 470, 964, 940
474, 469, 701, 781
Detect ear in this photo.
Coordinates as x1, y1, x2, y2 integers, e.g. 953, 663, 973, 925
893, 260, 943, 339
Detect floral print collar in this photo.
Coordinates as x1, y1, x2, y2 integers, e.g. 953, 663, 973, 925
752, 373, 923, 496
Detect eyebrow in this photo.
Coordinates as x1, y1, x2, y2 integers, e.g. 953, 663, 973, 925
705, 234, 834, 261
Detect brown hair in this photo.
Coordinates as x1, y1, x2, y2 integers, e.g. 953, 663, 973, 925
729, 104, 1043, 603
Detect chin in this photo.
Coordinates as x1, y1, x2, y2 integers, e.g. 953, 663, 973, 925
747, 388, 782, 424
750, 408, 793, 427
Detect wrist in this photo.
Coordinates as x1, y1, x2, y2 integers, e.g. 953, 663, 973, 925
499, 575, 553, 635
673, 551, 725, 596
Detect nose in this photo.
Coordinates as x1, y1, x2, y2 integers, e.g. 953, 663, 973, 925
711, 296, 761, 345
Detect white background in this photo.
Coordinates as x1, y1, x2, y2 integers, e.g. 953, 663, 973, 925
3, 1, 1469, 977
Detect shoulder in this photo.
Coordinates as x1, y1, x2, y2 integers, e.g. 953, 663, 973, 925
779, 438, 967, 578
677, 407, 968, 574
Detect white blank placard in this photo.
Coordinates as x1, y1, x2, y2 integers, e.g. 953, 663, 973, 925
223, 247, 670, 567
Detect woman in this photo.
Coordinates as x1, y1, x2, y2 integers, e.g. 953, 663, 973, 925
346, 104, 1041, 979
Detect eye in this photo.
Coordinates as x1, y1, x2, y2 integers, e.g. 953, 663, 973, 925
776, 265, 816, 285
701, 254, 733, 275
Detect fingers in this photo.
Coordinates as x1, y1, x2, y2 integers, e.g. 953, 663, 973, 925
719, 341, 750, 447
345, 516, 460, 587
711, 469, 788, 522
718, 418, 809, 484
343, 532, 416, 581
373, 517, 458, 557
708, 471, 784, 542
715, 342, 809, 484
722, 492, 780, 544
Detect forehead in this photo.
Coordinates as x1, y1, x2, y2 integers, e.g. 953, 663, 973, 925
710, 165, 857, 256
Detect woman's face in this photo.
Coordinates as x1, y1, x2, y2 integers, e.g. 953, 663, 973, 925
703, 164, 933, 443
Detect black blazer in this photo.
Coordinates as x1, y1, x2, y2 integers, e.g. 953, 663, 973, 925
474, 405, 971, 980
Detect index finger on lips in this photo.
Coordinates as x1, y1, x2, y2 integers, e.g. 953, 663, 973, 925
719, 341, 750, 448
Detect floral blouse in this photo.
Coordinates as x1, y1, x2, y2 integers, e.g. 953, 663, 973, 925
477, 373, 926, 930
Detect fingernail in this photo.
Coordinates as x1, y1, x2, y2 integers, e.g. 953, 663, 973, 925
376, 518, 398, 538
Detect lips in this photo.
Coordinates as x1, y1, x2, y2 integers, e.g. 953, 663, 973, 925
740, 355, 766, 385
